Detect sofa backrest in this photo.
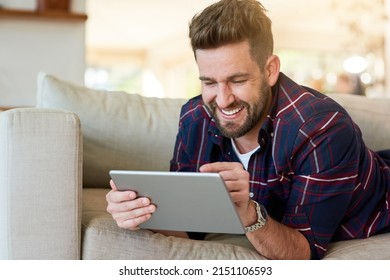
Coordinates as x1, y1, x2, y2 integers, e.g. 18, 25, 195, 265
37, 72, 186, 188
36, 73, 390, 188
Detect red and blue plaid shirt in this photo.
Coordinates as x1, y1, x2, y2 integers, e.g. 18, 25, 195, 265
170, 72, 390, 259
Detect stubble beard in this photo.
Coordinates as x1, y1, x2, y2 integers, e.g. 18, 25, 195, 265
208, 82, 271, 139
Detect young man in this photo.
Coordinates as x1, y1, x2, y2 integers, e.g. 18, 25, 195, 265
106, 0, 390, 259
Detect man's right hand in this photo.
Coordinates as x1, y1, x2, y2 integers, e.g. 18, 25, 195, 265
106, 179, 156, 230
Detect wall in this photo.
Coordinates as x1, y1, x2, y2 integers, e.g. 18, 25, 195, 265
386, 0, 390, 96
0, 1, 86, 108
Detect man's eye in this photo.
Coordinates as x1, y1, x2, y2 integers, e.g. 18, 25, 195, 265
232, 80, 246, 84
204, 81, 216, 86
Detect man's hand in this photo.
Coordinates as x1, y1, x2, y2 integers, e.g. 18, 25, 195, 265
199, 162, 257, 227
106, 180, 156, 230
200, 162, 311, 259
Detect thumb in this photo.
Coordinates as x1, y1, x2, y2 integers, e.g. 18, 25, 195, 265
109, 179, 118, 191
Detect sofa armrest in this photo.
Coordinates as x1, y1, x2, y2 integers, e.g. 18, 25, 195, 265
0, 108, 82, 259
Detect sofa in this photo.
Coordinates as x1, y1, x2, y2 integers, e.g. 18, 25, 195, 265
1, 72, 390, 260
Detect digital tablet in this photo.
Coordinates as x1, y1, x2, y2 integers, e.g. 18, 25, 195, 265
109, 170, 245, 234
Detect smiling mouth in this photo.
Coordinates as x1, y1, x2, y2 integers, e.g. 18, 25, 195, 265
221, 106, 245, 116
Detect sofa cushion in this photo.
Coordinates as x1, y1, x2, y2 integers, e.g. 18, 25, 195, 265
323, 232, 390, 259
36, 73, 186, 188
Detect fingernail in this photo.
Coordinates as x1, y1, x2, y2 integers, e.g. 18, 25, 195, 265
142, 198, 149, 206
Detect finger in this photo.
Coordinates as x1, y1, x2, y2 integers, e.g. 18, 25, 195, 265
111, 203, 156, 230
224, 178, 249, 195
109, 179, 118, 191
111, 203, 156, 221
116, 213, 153, 230
219, 169, 249, 182
226, 182, 249, 197
225, 181, 251, 209
109, 180, 138, 201
199, 162, 243, 173
106, 196, 152, 214
106, 188, 137, 204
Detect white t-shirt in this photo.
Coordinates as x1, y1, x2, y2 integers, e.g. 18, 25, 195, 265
231, 139, 260, 170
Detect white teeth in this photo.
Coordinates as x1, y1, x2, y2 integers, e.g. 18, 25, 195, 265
221, 106, 244, 116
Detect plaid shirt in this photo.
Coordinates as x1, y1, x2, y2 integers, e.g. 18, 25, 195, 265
170, 72, 390, 259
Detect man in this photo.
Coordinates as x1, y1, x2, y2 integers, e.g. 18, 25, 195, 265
106, 0, 390, 259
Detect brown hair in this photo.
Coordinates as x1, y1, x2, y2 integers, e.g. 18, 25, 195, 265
189, 0, 273, 69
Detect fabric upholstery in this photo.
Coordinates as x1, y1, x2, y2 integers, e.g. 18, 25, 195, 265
324, 232, 390, 259
0, 108, 82, 259
36, 72, 186, 188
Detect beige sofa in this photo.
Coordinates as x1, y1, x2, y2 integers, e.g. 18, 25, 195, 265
1, 73, 390, 260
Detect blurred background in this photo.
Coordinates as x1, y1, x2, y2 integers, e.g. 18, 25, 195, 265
85, 0, 389, 99
1, 0, 389, 107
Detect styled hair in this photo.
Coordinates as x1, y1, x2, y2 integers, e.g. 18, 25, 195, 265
189, 0, 273, 69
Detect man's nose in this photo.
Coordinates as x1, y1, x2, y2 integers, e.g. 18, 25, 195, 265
215, 82, 235, 108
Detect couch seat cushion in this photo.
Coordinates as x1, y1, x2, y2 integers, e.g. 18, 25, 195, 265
323, 232, 390, 259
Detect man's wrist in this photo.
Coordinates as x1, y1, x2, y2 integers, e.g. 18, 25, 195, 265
245, 200, 268, 233
244, 200, 258, 227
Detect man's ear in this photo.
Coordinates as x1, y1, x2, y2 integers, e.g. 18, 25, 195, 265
265, 55, 280, 87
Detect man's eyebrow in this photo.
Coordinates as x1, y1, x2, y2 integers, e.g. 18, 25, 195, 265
227, 73, 251, 80
199, 72, 250, 81
199, 76, 212, 81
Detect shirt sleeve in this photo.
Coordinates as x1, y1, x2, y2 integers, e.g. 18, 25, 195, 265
169, 106, 199, 172
281, 111, 361, 259
170, 97, 214, 173
170, 120, 191, 172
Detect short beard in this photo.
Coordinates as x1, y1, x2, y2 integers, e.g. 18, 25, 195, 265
207, 82, 271, 139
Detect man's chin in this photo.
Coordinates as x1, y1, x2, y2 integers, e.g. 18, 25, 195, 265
217, 124, 244, 139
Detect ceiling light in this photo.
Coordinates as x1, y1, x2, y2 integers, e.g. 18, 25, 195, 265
343, 56, 368, 74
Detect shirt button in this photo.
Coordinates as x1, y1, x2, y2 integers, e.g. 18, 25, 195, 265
249, 192, 254, 198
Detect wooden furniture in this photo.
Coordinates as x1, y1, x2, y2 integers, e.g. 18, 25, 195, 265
0, 7, 87, 21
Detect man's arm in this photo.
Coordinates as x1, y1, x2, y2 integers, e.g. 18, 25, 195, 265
244, 201, 311, 260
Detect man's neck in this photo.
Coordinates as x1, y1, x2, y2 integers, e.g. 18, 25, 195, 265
232, 126, 261, 154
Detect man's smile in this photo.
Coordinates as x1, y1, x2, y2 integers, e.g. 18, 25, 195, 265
220, 106, 245, 116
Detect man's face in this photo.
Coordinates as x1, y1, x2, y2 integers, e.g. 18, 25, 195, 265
196, 41, 272, 139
